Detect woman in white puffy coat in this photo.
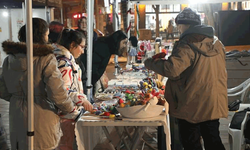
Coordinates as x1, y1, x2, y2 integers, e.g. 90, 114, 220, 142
0, 18, 77, 150
54, 29, 93, 150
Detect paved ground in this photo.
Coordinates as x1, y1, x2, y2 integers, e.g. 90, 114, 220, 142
0, 61, 233, 150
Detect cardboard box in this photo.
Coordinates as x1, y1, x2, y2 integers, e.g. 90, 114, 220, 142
139, 29, 152, 40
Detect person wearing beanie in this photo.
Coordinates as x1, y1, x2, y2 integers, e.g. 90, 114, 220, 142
144, 7, 227, 150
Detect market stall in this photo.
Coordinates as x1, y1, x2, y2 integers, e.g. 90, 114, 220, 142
75, 111, 170, 150
73, 56, 172, 149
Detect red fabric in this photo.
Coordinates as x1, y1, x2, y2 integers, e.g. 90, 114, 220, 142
56, 119, 75, 150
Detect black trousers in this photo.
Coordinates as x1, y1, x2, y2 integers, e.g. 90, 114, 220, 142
178, 119, 225, 150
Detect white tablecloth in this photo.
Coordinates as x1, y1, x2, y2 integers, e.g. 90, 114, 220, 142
75, 112, 171, 150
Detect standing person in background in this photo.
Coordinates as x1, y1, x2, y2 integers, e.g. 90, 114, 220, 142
48, 21, 64, 44
77, 16, 98, 94
166, 20, 174, 41
0, 18, 78, 150
144, 7, 227, 150
105, 20, 114, 36
79, 30, 127, 88
54, 29, 93, 150
77, 16, 98, 42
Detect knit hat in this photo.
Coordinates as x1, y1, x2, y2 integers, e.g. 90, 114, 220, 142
175, 7, 201, 25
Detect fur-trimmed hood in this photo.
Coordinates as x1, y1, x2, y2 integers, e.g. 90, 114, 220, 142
2, 41, 54, 56
1, 41, 55, 71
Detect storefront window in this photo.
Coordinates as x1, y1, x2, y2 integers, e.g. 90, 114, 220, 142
160, 5, 173, 12
145, 13, 180, 38
146, 5, 155, 12
159, 13, 178, 32
146, 4, 181, 12
160, 4, 181, 12
188, 4, 205, 12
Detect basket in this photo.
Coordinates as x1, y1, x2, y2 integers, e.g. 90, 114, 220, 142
116, 105, 164, 119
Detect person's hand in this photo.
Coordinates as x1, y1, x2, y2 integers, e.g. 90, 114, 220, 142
78, 94, 93, 112
82, 99, 93, 112
152, 52, 166, 59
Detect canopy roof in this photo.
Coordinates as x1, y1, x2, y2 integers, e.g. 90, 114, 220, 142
0, 0, 62, 8
131, 0, 249, 4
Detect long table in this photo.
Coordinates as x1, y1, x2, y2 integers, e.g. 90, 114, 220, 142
75, 112, 171, 150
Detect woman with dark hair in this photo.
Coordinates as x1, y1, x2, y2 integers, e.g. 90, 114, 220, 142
0, 18, 77, 150
54, 29, 93, 150
79, 30, 128, 86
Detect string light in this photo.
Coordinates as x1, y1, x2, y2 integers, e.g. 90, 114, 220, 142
2, 11, 8, 17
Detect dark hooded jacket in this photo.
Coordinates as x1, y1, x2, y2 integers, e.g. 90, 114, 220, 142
144, 25, 228, 123
0, 41, 74, 149
79, 30, 127, 86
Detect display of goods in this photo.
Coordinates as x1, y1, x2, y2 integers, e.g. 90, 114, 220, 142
92, 77, 166, 119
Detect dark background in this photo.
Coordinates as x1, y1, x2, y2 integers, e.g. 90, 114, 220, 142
218, 10, 250, 46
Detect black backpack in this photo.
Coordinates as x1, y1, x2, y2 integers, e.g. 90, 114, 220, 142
230, 107, 250, 130
244, 114, 250, 140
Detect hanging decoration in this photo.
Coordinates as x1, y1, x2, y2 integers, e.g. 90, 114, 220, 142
136, 5, 140, 37
126, 8, 133, 33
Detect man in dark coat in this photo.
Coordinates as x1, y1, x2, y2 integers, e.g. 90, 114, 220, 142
79, 30, 127, 87
144, 7, 228, 150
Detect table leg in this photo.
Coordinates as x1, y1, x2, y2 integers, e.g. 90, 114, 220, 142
87, 126, 91, 150
115, 127, 130, 150
124, 127, 133, 141
131, 127, 146, 150
102, 126, 116, 150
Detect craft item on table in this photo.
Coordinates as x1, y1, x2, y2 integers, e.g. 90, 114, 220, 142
146, 40, 152, 51
137, 42, 146, 63
144, 96, 158, 111
157, 97, 166, 105
139, 77, 159, 94
128, 36, 138, 64
128, 47, 137, 64
115, 80, 123, 86
108, 79, 117, 86
113, 87, 167, 118
152, 52, 167, 59
95, 93, 113, 101
91, 100, 120, 118
113, 92, 122, 98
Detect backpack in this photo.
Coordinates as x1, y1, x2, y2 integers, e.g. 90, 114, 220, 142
244, 114, 250, 140
230, 107, 250, 130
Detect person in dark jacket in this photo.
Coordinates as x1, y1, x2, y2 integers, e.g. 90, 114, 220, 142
144, 7, 228, 150
79, 30, 127, 86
